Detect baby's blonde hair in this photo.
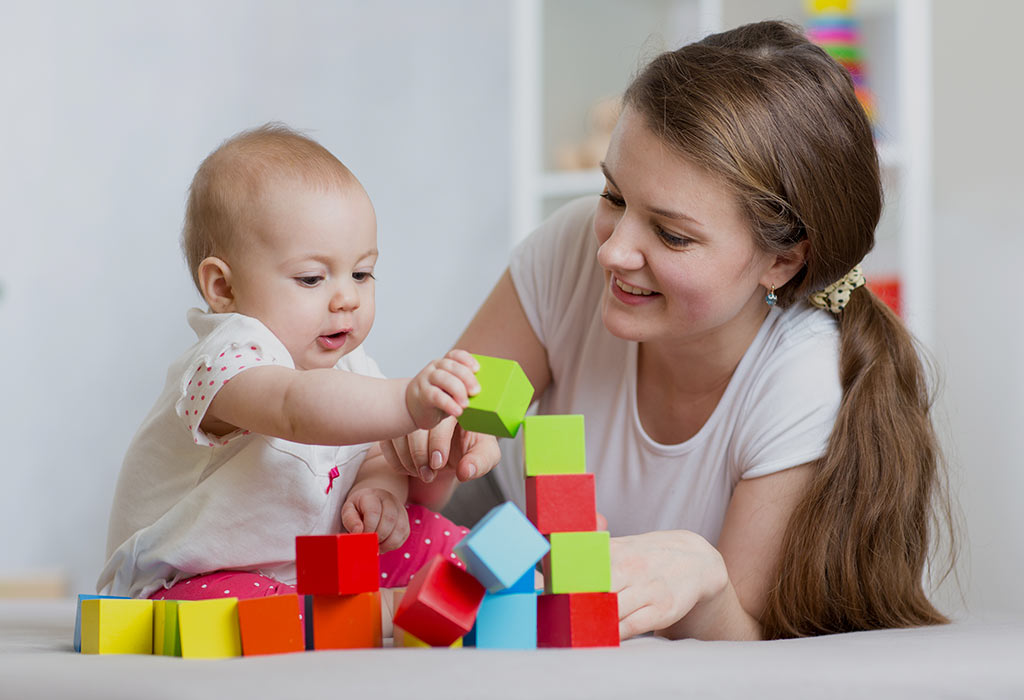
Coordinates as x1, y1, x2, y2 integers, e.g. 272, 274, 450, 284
181, 122, 356, 293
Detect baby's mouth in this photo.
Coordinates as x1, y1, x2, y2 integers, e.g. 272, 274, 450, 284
317, 330, 350, 350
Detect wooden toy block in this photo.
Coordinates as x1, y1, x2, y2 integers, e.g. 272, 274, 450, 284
525, 473, 597, 533
393, 554, 485, 647
310, 592, 382, 649
153, 599, 182, 656
177, 598, 242, 659
505, 567, 539, 594
74, 594, 128, 652
543, 531, 611, 594
470, 591, 537, 649
537, 592, 619, 647
394, 626, 463, 648
302, 595, 314, 650
80, 598, 154, 655
454, 501, 550, 592
523, 415, 586, 476
391, 588, 462, 647
295, 532, 379, 595
237, 594, 305, 656
457, 354, 535, 438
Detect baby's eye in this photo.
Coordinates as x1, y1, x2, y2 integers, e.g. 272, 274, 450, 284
296, 276, 323, 287
353, 271, 375, 282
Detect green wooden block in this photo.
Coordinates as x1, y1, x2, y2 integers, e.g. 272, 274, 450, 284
523, 415, 586, 476
543, 531, 611, 594
153, 599, 182, 657
457, 354, 534, 438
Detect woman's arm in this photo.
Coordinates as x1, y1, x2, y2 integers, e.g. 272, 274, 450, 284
612, 463, 812, 641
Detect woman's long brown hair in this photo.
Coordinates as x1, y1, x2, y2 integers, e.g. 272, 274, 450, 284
625, 21, 955, 637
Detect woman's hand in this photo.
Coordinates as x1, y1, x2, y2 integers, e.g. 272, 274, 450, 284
340, 486, 410, 553
610, 530, 737, 641
380, 416, 501, 484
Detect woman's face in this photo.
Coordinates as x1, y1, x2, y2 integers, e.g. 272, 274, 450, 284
594, 106, 778, 348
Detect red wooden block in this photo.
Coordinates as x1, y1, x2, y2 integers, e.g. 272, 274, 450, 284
237, 594, 305, 656
525, 474, 597, 534
392, 554, 485, 647
867, 276, 901, 317
537, 592, 619, 648
296, 533, 379, 594
310, 592, 382, 649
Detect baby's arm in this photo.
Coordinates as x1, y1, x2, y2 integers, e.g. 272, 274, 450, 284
341, 444, 410, 553
202, 350, 480, 446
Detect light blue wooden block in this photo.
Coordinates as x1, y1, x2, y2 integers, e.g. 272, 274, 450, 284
74, 594, 129, 652
471, 592, 537, 649
454, 502, 550, 593
504, 568, 537, 594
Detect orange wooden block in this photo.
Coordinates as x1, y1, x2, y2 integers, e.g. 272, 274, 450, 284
311, 592, 382, 649
237, 594, 305, 656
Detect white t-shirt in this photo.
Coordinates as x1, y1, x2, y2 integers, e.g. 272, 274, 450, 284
495, 197, 842, 545
98, 309, 385, 598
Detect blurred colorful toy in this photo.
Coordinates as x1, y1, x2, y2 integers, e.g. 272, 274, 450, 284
806, 0, 877, 124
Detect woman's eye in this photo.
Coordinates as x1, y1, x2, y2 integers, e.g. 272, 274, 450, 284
656, 228, 692, 249
599, 190, 625, 207
353, 271, 375, 282
296, 276, 323, 287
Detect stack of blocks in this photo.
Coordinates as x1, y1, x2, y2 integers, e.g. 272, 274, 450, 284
458, 354, 618, 648
524, 415, 619, 647
295, 532, 382, 649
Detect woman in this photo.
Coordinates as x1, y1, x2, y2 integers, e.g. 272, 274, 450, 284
386, 21, 953, 640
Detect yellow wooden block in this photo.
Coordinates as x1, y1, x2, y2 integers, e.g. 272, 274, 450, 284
153, 599, 182, 656
80, 598, 154, 655
178, 598, 241, 659
394, 625, 463, 648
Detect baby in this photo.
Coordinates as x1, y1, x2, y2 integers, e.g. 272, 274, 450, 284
98, 124, 479, 601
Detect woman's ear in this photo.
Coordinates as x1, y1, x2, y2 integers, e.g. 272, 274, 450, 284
197, 257, 235, 313
762, 240, 810, 291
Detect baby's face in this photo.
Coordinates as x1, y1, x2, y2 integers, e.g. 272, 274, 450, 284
227, 180, 378, 370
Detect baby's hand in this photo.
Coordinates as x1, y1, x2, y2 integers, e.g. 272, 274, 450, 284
341, 487, 410, 553
405, 349, 480, 431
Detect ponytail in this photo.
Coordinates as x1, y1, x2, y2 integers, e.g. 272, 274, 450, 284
760, 289, 954, 637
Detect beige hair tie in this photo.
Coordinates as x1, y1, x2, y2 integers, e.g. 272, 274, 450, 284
809, 265, 865, 313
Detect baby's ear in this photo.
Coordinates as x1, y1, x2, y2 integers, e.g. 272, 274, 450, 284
197, 257, 235, 313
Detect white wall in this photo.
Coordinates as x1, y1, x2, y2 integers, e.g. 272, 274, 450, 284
0, 1, 511, 595
931, 0, 1024, 616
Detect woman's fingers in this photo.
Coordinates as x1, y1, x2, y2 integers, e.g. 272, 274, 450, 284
427, 417, 457, 474
454, 428, 501, 481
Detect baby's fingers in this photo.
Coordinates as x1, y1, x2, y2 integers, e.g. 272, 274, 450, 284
378, 508, 411, 553
361, 500, 383, 536
446, 349, 481, 374
441, 353, 481, 397
426, 381, 467, 419
341, 500, 365, 534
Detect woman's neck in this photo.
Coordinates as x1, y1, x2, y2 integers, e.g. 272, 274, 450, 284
635, 304, 770, 444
